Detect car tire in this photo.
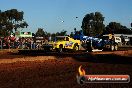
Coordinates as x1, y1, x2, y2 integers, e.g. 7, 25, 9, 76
58, 45, 63, 53
73, 44, 79, 52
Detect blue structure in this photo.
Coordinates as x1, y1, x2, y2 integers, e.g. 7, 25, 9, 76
73, 30, 85, 40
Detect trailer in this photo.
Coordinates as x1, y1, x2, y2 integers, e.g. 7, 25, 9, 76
72, 31, 119, 52
82, 35, 118, 52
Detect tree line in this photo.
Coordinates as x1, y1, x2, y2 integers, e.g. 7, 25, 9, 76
0, 9, 132, 38
82, 12, 132, 37
36, 12, 132, 37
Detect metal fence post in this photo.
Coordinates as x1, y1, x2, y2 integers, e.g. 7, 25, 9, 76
0, 40, 2, 49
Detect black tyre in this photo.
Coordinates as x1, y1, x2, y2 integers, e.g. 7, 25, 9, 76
73, 44, 79, 52
58, 45, 63, 53
86, 41, 92, 52
87, 47, 92, 52
103, 46, 108, 51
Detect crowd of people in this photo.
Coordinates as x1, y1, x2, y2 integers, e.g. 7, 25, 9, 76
0, 36, 44, 49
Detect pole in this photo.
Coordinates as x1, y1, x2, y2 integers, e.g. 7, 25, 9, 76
0, 40, 2, 49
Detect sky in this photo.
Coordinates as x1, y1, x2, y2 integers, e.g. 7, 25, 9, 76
1, 0, 132, 34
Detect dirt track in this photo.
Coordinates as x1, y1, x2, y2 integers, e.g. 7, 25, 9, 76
0, 50, 132, 88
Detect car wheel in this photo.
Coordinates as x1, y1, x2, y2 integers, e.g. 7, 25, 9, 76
58, 45, 63, 53
73, 45, 79, 52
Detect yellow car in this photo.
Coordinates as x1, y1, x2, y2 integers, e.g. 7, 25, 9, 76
53, 36, 81, 52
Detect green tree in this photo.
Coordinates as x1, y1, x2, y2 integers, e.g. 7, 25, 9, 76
35, 28, 45, 37
0, 9, 28, 37
81, 12, 105, 36
70, 32, 74, 37
60, 30, 67, 36
51, 33, 56, 37
55, 30, 67, 36
74, 28, 77, 33
105, 22, 132, 34
45, 32, 51, 37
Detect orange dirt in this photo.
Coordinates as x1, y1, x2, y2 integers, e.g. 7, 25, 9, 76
0, 50, 131, 88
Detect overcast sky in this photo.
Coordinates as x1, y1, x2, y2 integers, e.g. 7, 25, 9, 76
1, 0, 132, 34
